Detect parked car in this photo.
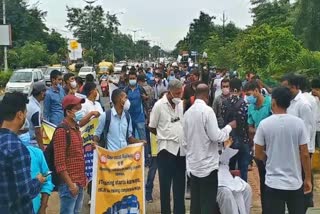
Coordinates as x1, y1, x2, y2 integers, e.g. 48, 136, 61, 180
43, 66, 68, 86
78, 66, 96, 80
5, 68, 44, 96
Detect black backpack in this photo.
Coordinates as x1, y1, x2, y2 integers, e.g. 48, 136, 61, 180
44, 123, 71, 190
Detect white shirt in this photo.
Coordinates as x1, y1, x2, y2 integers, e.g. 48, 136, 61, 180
81, 98, 104, 117
287, 91, 315, 153
254, 114, 309, 190
149, 94, 185, 156
303, 92, 317, 150
314, 96, 320, 131
183, 99, 232, 178
214, 78, 223, 99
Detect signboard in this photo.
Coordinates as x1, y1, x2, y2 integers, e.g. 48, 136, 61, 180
90, 144, 145, 214
191, 51, 198, 56
70, 40, 79, 50
0, 25, 12, 46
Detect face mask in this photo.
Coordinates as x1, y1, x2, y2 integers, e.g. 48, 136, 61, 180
216, 74, 221, 79
149, 77, 155, 81
19, 132, 31, 146
170, 92, 182, 105
247, 95, 257, 105
222, 88, 230, 96
70, 81, 77, 89
123, 99, 131, 111
129, 80, 137, 86
74, 110, 84, 122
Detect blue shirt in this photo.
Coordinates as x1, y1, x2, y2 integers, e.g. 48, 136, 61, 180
146, 72, 155, 86
0, 128, 42, 214
26, 96, 41, 143
126, 86, 145, 124
44, 85, 65, 125
248, 95, 272, 128
95, 108, 133, 151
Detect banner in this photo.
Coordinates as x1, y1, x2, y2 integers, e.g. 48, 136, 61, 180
41, 120, 56, 145
80, 118, 99, 181
91, 144, 145, 214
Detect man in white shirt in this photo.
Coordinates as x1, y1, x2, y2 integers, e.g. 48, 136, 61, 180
311, 78, 320, 148
281, 74, 315, 210
254, 86, 312, 214
183, 84, 236, 214
149, 79, 185, 214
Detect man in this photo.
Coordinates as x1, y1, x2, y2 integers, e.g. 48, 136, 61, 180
154, 73, 168, 101
27, 82, 47, 150
53, 95, 87, 214
78, 82, 102, 127
281, 74, 315, 210
244, 80, 272, 212
149, 79, 185, 214
212, 78, 231, 128
0, 92, 46, 213
94, 89, 143, 151
242, 71, 255, 87
217, 146, 252, 214
125, 71, 148, 141
311, 78, 320, 148
63, 73, 77, 95
18, 121, 54, 214
183, 84, 236, 214
146, 67, 155, 86
182, 69, 200, 112
254, 86, 312, 214
44, 70, 65, 125
138, 74, 155, 112
213, 69, 227, 100
221, 78, 250, 182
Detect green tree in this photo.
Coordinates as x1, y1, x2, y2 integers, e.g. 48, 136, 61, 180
236, 25, 303, 77
18, 41, 49, 68
295, 0, 320, 51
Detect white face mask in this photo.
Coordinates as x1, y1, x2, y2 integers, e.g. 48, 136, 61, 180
123, 99, 131, 111
70, 81, 77, 89
172, 98, 182, 105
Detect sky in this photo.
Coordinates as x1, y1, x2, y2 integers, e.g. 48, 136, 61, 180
28, 0, 253, 50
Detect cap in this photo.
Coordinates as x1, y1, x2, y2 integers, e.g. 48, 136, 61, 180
62, 95, 85, 110
33, 82, 47, 93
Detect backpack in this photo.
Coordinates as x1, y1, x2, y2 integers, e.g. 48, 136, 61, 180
99, 109, 131, 149
44, 123, 71, 190
222, 98, 246, 137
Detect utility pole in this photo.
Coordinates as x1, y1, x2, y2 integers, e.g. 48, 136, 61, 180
3, 0, 8, 71
84, 0, 98, 65
221, 11, 228, 46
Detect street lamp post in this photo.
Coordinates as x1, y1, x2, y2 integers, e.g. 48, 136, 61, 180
3, 0, 8, 71
83, 0, 98, 65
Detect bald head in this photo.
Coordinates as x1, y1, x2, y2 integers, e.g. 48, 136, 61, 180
195, 84, 209, 100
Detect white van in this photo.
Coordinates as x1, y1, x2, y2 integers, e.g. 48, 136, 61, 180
5, 68, 44, 96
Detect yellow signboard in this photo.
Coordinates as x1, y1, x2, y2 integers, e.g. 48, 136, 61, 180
70, 40, 79, 50
91, 144, 145, 214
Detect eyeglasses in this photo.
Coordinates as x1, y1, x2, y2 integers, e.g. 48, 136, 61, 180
171, 117, 180, 123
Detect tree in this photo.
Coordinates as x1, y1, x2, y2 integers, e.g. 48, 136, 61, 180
250, 0, 293, 28
18, 42, 49, 68
236, 24, 303, 77
295, 0, 320, 51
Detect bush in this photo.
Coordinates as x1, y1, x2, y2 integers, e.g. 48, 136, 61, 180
0, 71, 13, 88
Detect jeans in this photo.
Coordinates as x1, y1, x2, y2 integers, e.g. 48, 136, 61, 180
157, 150, 186, 214
190, 170, 218, 214
58, 184, 84, 214
229, 136, 250, 182
146, 157, 158, 200
264, 185, 305, 214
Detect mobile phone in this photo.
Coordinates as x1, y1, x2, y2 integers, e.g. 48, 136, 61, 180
44, 171, 53, 177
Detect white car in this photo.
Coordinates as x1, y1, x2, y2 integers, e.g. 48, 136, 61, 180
78, 66, 96, 80
5, 69, 44, 96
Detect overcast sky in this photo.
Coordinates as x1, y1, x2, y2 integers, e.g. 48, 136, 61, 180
28, 0, 253, 50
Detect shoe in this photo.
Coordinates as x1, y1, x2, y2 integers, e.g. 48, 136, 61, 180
146, 195, 153, 203
88, 200, 91, 206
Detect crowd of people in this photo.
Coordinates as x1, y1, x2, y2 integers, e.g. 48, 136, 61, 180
0, 62, 319, 214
